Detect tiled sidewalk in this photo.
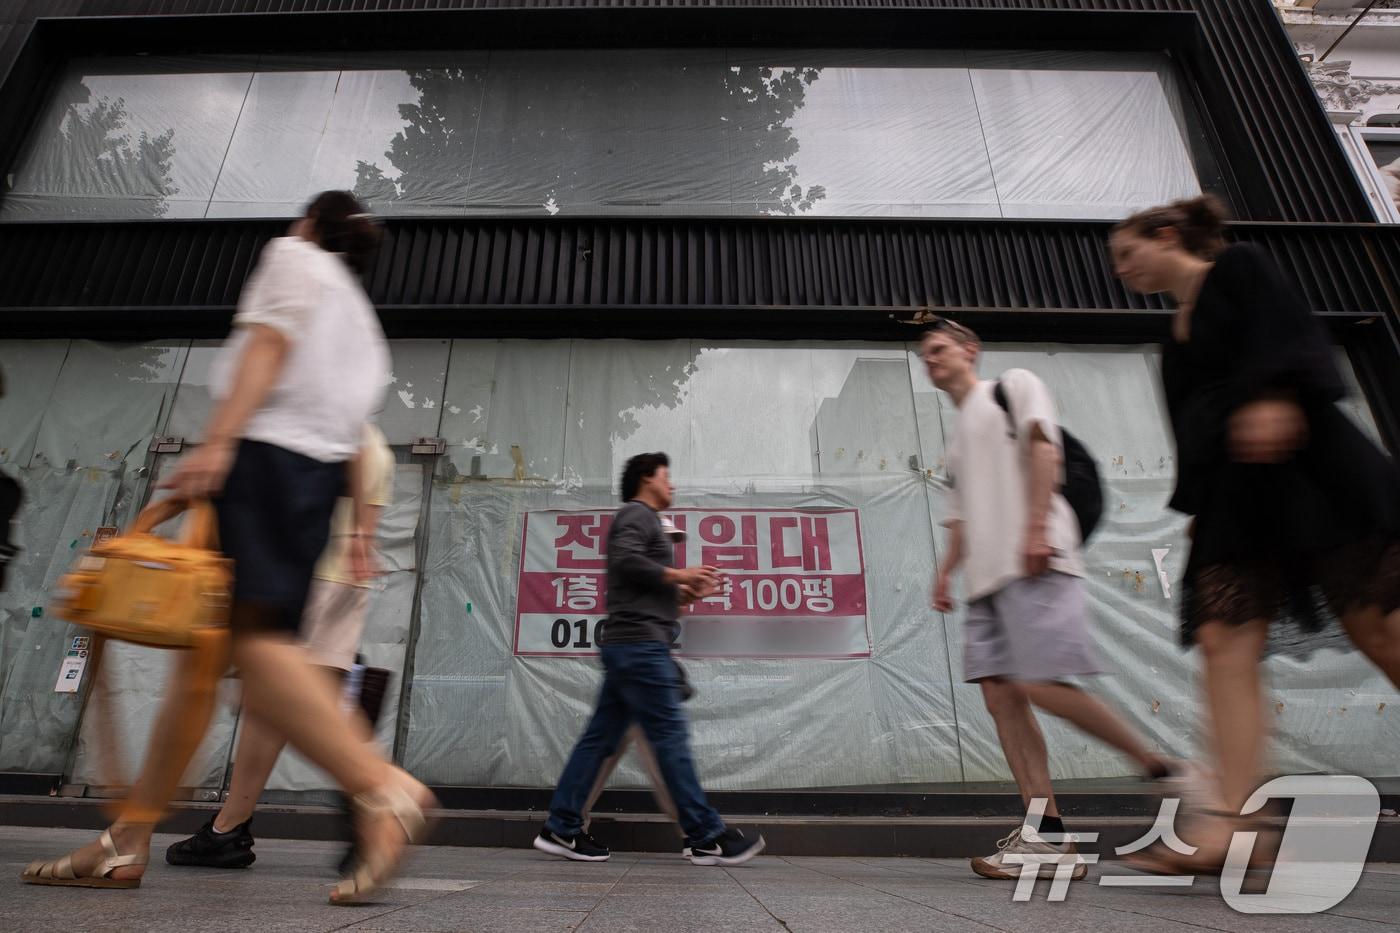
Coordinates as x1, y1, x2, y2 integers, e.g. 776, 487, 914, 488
2, 826, 1398, 932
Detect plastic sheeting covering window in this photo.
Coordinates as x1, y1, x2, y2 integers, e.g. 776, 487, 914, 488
379, 340, 451, 445
161, 340, 222, 444
2, 50, 1202, 221
1, 57, 256, 220
166, 338, 444, 446
0, 341, 68, 469
31, 341, 187, 472
402, 339, 959, 789
0, 468, 128, 772
401, 338, 1399, 790
967, 52, 1203, 219
0, 340, 187, 774
4, 336, 1397, 792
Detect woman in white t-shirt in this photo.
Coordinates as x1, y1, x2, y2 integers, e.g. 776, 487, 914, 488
21, 193, 433, 905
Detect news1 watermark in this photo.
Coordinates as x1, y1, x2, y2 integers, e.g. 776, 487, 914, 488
1003, 775, 1387, 914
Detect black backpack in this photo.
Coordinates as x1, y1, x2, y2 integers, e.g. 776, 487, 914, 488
993, 380, 1104, 543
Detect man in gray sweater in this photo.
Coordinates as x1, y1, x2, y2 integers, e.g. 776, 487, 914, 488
533, 452, 765, 866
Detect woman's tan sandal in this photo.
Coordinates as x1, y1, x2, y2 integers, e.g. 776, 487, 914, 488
329, 784, 433, 906
21, 829, 147, 889
1123, 810, 1274, 878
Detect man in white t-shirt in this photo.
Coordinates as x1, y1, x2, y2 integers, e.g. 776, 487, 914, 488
921, 320, 1179, 882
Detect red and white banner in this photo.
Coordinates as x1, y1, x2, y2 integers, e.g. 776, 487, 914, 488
514, 508, 870, 658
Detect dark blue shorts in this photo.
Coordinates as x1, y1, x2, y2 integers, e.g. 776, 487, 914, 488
215, 440, 344, 635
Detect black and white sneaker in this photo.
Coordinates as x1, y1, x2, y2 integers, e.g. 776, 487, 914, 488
532, 828, 611, 862
686, 828, 765, 866
165, 817, 256, 869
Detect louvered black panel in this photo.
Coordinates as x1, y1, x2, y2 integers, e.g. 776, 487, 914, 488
2, 217, 1395, 330
0, 1, 1375, 225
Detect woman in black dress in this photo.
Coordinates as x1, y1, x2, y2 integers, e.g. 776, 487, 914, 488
1110, 195, 1400, 870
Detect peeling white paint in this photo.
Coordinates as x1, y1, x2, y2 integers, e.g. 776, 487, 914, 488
555, 466, 584, 493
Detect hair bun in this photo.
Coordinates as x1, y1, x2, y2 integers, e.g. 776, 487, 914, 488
1174, 195, 1227, 257
1115, 194, 1228, 259
1179, 194, 1226, 233
305, 191, 383, 274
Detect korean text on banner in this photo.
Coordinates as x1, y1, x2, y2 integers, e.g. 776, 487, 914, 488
514, 508, 870, 659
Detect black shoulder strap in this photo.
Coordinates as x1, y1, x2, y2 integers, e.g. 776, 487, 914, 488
0, 474, 20, 525
992, 379, 1016, 439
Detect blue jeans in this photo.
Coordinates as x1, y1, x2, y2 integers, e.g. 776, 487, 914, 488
544, 641, 725, 846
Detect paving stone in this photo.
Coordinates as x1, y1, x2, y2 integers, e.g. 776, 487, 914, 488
1, 827, 1395, 933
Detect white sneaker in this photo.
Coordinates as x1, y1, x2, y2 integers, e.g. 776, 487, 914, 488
970, 825, 1087, 881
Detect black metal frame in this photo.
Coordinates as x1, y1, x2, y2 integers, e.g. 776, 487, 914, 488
0, 1, 1377, 223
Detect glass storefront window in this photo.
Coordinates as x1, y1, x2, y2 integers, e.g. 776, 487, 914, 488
3, 50, 1205, 222
968, 52, 1203, 219
2, 58, 255, 219
0, 341, 187, 774
2, 337, 1395, 792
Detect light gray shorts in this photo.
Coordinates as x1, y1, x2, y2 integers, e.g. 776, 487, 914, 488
963, 572, 1103, 683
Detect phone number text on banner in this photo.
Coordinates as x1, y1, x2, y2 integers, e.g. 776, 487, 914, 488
514, 508, 870, 659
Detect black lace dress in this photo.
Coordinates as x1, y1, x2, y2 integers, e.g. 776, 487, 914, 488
1161, 244, 1400, 656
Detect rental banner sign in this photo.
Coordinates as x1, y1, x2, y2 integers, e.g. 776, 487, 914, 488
514, 508, 870, 659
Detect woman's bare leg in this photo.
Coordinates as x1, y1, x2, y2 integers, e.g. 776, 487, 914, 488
216, 666, 372, 831
231, 632, 433, 893
1195, 619, 1270, 815
1341, 605, 1400, 688
1020, 681, 1170, 773
49, 630, 229, 881
231, 634, 392, 794
215, 716, 287, 832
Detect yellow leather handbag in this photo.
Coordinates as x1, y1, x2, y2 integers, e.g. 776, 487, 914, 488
52, 498, 232, 648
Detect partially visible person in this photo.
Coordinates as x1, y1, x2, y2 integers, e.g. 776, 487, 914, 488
22, 192, 434, 905
0, 367, 21, 591
533, 452, 765, 866
580, 591, 701, 838
165, 423, 394, 872
1110, 194, 1400, 873
1382, 156, 1399, 214
921, 321, 1183, 881
580, 524, 702, 838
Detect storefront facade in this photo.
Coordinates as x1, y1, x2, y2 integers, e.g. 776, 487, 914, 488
0, 1, 1397, 805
